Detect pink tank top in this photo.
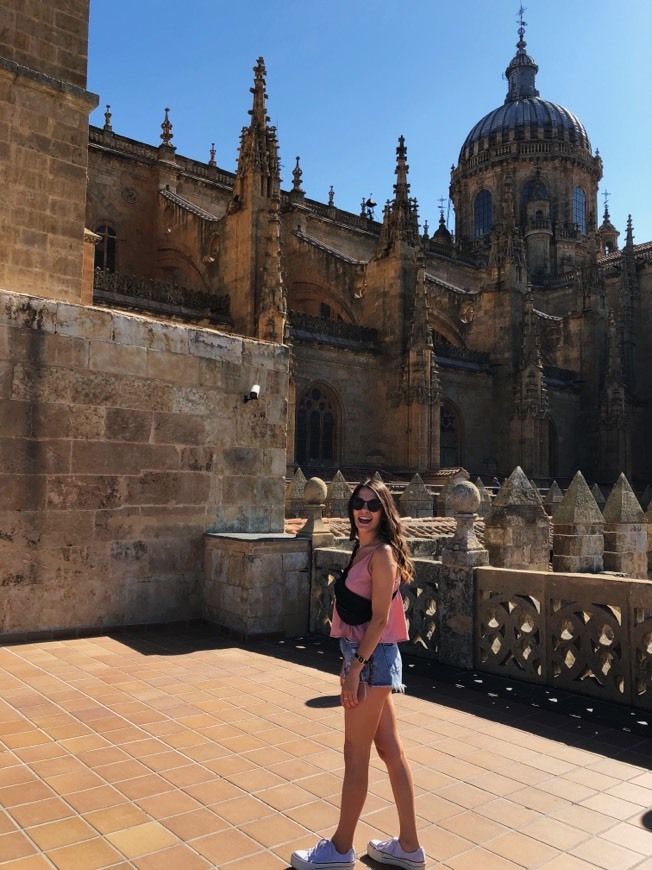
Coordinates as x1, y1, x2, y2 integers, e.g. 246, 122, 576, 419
330, 547, 409, 644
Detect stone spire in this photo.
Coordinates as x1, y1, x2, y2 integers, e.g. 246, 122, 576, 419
256, 187, 287, 343
234, 57, 280, 196
160, 107, 174, 148
377, 136, 420, 253
290, 155, 305, 205
511, 289, 549, 476
598, 197, 619, 254
619, 214, 639, 387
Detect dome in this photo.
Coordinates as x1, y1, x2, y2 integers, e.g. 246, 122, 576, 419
459, 33, 591, 162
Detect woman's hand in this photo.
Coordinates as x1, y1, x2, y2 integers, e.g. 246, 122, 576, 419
341, 666, 362, 708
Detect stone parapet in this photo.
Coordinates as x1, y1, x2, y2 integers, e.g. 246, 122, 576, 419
203, 533, 310, 639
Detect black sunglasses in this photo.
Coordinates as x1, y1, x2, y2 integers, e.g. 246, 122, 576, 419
351, 496, 382, 512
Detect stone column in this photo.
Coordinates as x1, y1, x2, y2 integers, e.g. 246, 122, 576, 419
325, 470, 352, 518
399, 473, 434, 518
439, 480, 488, 668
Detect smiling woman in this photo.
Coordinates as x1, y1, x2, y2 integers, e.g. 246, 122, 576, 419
291, 478, 425, 870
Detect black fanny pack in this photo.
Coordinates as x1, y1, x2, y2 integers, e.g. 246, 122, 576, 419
333, 544, 398, 626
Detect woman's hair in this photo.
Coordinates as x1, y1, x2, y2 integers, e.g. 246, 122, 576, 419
348, 478, 414, 585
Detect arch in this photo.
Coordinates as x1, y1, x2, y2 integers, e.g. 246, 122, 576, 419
288, 282, 354, 323
157, 250, 209, 292
474, 189, 492, 237
295, 382, 342, 467
94, 225, 117, 272
440, 400, 463, 468
573, 186, 586, 234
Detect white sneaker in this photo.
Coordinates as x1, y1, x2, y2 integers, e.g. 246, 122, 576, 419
367, 837, 426, 870
291, 837, 356, 870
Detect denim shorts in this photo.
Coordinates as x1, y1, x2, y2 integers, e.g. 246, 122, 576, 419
339, 638, 405, 693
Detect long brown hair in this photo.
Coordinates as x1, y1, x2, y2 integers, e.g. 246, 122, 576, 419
348, 478, 414, 585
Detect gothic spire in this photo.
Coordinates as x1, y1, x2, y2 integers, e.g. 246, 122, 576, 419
377, 136, 420, 253
234, 57, 280, 188
513, 289, 548, 419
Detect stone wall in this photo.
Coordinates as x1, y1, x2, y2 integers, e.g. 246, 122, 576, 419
0, 0, 98, 301
0, 290, 289, 637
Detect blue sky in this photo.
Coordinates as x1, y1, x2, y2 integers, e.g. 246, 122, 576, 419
88, 1, 652, 243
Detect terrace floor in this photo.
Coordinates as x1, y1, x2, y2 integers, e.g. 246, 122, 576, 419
0, 625, 651, 869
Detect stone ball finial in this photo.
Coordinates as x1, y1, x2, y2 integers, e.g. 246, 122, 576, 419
304, 477, 327, 505
449, 480, 481, 514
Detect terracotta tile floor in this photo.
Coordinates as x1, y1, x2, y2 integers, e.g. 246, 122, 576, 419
0, 627, 651, 869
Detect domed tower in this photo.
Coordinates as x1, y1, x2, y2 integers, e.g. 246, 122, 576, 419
450, 18, 602, 285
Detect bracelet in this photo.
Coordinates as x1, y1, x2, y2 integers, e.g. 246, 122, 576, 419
354, 653, 369, 665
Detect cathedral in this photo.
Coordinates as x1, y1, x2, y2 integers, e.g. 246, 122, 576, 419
85, 22, 651, 487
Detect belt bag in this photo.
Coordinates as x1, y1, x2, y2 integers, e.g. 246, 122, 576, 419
333, 545, 398, 626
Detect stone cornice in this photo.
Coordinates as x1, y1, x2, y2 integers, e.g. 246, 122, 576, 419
0, 54, 98, 110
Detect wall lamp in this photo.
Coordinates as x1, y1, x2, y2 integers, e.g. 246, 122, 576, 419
244, 384, 260, 403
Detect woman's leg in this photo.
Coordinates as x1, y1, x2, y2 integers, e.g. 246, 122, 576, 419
373, 693, 420, 852
331, 686, 392, 854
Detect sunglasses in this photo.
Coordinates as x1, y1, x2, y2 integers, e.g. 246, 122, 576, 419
351, 496, 382, 512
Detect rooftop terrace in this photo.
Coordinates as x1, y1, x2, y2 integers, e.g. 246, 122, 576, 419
0, 625, 650, 868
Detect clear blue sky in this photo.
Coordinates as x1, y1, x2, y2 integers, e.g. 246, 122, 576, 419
88, 1, 651, 244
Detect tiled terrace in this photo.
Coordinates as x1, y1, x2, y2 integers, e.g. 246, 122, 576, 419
0, 626, 651, 869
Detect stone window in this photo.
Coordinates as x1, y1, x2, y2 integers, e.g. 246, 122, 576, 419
573, 187, 586, 234
296, 384, 340, 466
474, 189, 492, 237
94, 225, 117, 272
440, 401, 461, 468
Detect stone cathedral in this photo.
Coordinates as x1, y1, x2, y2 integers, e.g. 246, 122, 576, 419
5, 3, 651, 488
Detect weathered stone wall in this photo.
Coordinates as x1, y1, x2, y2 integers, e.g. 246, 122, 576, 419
0, 290, 289, 637
0, 0, 97, 301
203, 534, 310, 639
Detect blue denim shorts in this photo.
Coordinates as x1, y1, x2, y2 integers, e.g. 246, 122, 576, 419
339, 638, 405, 693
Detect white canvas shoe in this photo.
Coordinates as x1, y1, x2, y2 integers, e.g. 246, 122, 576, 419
291, 837, 356, 870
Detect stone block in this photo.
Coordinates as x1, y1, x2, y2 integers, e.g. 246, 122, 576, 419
189, 329, 242, 363
56, 302, 114, 341
0, 398, 31, 437
179, 447, 215, 472
47, 475, 123, 511
0, 437, 71, 475
152, 412, 208, 446
126, 471, 211, 507
90, 340, 148, 377
0, 474, 47, 511
147, 349, 200, 386
105, 407, 152, 442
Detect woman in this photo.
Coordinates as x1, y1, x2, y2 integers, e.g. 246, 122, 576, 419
291, 478, 426, 870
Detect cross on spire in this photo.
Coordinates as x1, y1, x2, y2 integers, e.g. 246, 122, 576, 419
517, 4, 527, 42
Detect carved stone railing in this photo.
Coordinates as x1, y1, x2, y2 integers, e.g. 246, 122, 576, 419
434, 342, 490, 367
93, 269, 231, 325
476, 567, 652, 711
288, 310, 377, 347
310, 547, 441, 660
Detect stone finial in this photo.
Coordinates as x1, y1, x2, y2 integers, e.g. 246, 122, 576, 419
436, 469, 470, 516
603, 473, 647, 578
399, 473, 434, 518
543, 480, 563, 516
209, 143, 217, 167
484, 467, 550, 570
160, 107, 174, 146
590, 483, 606, 509
325, 470, 352, 518
529, 480, 543, 504
328, 185, 335, 207
103, 104, 112, 132
552, 470, 604, 573
441, 480, 487, 566
371, 471, 384, 485
297, 477, 334, 545
285, 467, 307, 519
474, 478, 492, 517
603, 474, 646, 525
553, 472, 604, 525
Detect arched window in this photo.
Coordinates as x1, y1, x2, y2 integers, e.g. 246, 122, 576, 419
573, 187, 586, 234
295, 384, 340, 467
94, 225, 117, 272
440, 402, 461, 468
474, 189, 492, 237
